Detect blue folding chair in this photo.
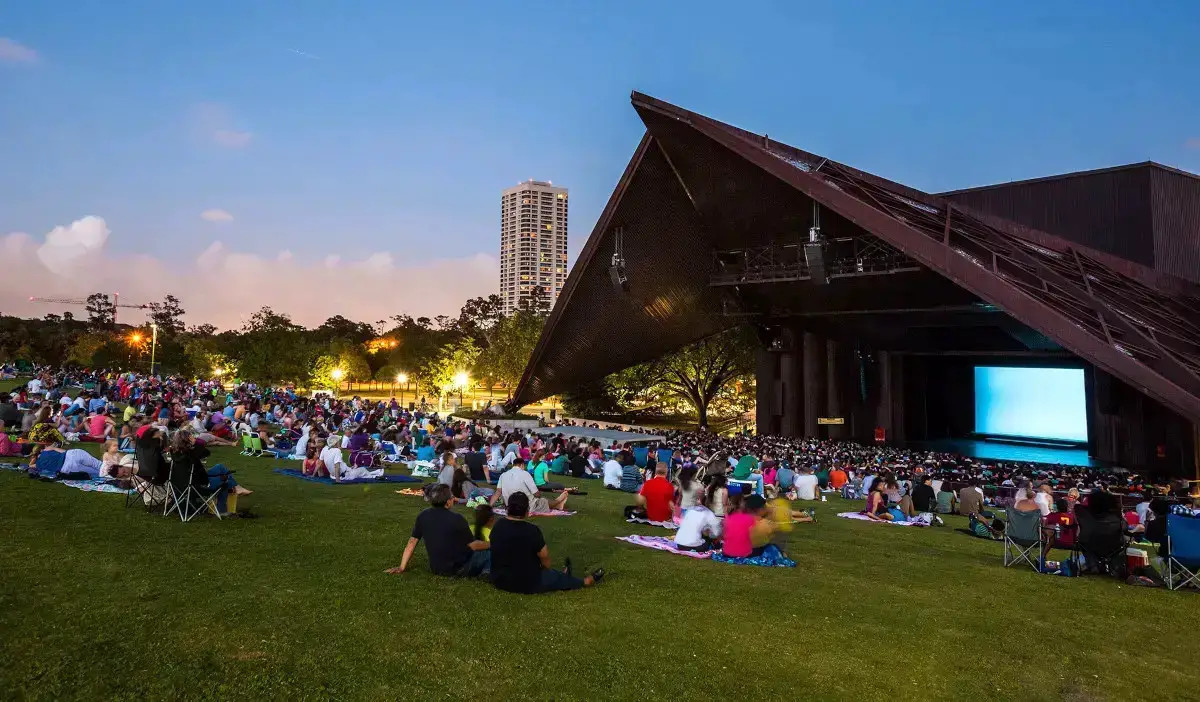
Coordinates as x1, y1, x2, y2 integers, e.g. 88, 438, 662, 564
633, 446, 648, 468
1165, 514, 1200, 591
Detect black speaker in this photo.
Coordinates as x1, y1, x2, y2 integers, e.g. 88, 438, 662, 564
609, 264, 629, 291
804, 241, 828, 285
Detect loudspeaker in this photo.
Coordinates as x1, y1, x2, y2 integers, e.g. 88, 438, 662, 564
804, 241, 829, 285
609, 264, 629, 292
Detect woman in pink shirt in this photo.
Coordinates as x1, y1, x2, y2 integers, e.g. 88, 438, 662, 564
87, 410, 114, 440
721, 503, 757, 558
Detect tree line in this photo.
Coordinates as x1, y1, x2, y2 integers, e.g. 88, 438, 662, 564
2, 288, 755, 422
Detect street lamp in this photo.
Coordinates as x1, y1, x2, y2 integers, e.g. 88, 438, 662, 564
330, 368, 345, 398
396, 372, 408, 406
454, 372, 469, 409
149, 322, 158, 376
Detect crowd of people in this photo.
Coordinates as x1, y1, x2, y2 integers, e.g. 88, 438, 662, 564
7, 364, 1199, 591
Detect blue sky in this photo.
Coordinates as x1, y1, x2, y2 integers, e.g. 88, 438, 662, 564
1, 0, 1197, 325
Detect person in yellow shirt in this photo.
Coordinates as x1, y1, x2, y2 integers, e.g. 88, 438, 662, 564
763, 485, 815, 551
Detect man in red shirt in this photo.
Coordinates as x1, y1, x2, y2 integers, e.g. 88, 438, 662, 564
637, 464, 675, 522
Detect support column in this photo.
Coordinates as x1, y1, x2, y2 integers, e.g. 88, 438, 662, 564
825, 338, 844, 439
755, 347, 776, 436
802, 331, 822, 438
877, 350, 892, 442
891, 353, 906, 443
779, 328, 801, 437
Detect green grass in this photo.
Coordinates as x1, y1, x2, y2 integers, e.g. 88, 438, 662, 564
2, 446, 1199, 701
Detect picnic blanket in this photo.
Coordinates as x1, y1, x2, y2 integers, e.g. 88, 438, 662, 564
0, 461, 26, 473
60, 478, 134, 495
615, 534, 712, 559
492, 507, 576, 517
837, 511, 930, 527
625, 516, 678, 530
273, 468, 421, 485
710, 544, 796, 568
395, 488, 426, 497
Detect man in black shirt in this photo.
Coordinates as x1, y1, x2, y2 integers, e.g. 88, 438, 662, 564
911, 474, 936, 513
463, 441, 488, 483
0, 394, 22, 427
489, 492, 603, 594
388, 484, 489, 577
567, 447, 589, 478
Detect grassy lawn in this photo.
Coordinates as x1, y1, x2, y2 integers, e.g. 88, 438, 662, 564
2, 444, 1199, 701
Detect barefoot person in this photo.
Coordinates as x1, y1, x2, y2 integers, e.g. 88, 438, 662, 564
488, 492, 603, 594
490, 457, 569, 514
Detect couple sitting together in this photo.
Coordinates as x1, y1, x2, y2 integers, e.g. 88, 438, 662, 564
388, 484, 603, 594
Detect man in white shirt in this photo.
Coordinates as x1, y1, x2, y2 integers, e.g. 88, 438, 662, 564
492, 457, 568, 514
321, 436, 383, 481
27, 378, 43, 395
601, 457, 623, 489
794, 466, 819, 501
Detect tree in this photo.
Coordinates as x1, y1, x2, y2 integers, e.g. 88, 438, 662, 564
314, 315, 376, 345
85, 293, 116, 329
456, 295, 505, 348
474, 309, 544, 395
66, 331, 111, 367
654, 329, 755, 429
519, 286, 550, 316
236, 307, 313, 385
419, 337, 480, 410
147, 294, 186, 334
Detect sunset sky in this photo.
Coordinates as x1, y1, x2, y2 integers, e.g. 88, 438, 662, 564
2, 0, 1198, 328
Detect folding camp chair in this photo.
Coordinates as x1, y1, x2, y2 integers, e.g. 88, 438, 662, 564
239, 434, 255, 456
163, 462, 223, 523
1003, 507, 1044, 571
1164, 514, 1200, 591
248, 436, 270, 458
633, 446, 649, 468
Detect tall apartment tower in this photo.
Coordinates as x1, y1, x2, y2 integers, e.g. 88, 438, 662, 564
500, 180, 568, 315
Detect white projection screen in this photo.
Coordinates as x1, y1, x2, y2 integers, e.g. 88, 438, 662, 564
973, 366, 1088, 442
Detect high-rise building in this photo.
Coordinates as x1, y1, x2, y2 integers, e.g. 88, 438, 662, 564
500, 180, 568, 315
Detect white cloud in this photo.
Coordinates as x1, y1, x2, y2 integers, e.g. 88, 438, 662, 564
1, 217, 499, 330
0, 38, 38, 64
212, 129, 252, 148
200, 209, 234, 222
189, 103, 253, 149
35, 216, 109, 275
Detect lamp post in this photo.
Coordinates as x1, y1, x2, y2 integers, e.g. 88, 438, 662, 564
454, 372, 469, 410
396, 372, 408, 407
331, 368, 344, 397
149, 322, 158, 376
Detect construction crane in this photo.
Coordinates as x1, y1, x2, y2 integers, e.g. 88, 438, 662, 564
29, 292, 150, 325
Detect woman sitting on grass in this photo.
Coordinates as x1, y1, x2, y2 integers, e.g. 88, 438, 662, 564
28, 405, 66, 445
707, 475, 730, 525
302, 445, 325, 477
451, 467, 495, 505
530, 449, 566, 492
674, 490, 722, 551
862, 480, 894, 521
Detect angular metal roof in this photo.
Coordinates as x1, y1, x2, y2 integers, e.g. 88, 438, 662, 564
511, 92, 1200, 423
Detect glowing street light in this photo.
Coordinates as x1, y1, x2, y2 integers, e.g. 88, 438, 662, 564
129, 332, 143, 345
331, 368, 345, 381
396, 372, 408, 384
454, 372, 469, 408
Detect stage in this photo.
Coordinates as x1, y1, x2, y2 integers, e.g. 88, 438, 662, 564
911, 438, 1101, 468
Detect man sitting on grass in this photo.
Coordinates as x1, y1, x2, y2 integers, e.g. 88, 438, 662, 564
489, 492, 603, 594
491, 457, 570, 514
625, 463, 674, 522
387, 484, 490, 577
